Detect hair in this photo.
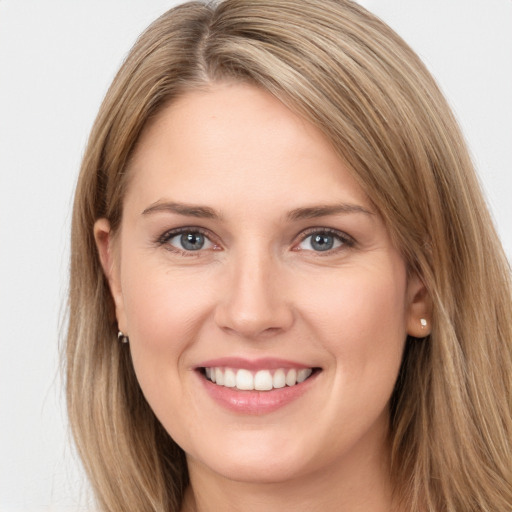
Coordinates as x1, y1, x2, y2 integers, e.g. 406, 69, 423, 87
66, 1, 512, 510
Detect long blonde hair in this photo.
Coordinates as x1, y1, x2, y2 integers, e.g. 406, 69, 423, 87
67, 1, 512, 510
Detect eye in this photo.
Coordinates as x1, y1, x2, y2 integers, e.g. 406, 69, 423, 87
296, 229, 353, 252
159, 229, 216, 253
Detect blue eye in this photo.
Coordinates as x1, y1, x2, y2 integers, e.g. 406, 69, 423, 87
180, 232, 206, 250
162, 230, 215, 252
297, 230, 349, 252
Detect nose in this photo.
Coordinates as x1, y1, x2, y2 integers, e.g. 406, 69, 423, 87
214, 249, 294, 339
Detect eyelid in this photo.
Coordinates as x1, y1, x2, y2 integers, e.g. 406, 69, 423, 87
154, 225, 354, 255
293, 227, 355, 251
155, 226, 221, 253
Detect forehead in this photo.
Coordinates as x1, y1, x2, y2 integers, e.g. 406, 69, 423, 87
125, 82, 371, 214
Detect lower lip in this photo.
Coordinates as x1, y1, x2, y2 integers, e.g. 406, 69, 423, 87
197, 370, 320, 415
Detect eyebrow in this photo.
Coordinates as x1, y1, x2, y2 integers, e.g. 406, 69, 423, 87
142, 201, 221, 219
287, 204, 374, 221
141, 200, 374, 221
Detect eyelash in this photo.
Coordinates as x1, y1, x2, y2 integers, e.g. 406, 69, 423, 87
295, 227, 355, 254
155, 226, 355, 256
156, 227, 219, 257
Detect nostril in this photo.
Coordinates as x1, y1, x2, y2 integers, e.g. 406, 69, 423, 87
213, 271, 294, 337
214, 302, 294, 339
219, 324, 285, 339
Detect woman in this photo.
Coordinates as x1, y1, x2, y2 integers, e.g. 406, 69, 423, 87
66, 0, 512, 510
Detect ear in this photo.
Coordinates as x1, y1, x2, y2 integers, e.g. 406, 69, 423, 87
94, 218, 128, 334
405, 272, 432, 338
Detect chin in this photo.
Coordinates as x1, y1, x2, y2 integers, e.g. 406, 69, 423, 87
186, 430, 316, 484
198, 452, 309, 485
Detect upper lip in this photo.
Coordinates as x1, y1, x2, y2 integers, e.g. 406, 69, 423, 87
195, 357, 317, 371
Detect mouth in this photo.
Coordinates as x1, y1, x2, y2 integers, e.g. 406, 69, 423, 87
199, 366, 321, 391
194, 357, 322, 414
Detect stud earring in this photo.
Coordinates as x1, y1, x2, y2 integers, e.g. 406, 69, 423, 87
117, 331, 129, 343
420, 318, 428, 329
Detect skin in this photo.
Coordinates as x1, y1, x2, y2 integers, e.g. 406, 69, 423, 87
95, 82, 430, 512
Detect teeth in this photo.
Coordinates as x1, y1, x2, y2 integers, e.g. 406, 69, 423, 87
254, 370, 273, 391
236, 369, 254, 390
285, 368, 297, 387
204, 367, 314, 391
297, 368, 312, 383
273, 369, 286, 389
224, 368, 236, 388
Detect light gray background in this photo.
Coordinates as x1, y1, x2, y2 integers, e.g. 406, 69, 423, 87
1, 1, 510, 511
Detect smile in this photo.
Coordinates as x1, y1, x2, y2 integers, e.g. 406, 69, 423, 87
196, 358, 322, 414
203, 367, 314, 391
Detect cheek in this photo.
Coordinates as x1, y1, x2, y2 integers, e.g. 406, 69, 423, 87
300, 263, 408, 381
121, 248, 215, 338
119, 255, 214, 394
295, 265, 408, 446
118, 260, 221, 445
305, 260, 406, 327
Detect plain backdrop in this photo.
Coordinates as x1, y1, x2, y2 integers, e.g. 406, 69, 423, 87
0, 1, 510, 511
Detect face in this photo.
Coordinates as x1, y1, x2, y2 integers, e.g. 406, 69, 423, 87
96, 82, 429, 485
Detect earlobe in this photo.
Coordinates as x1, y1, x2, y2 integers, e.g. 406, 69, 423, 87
406, 273, 432, 338
94, 218, 128, 333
